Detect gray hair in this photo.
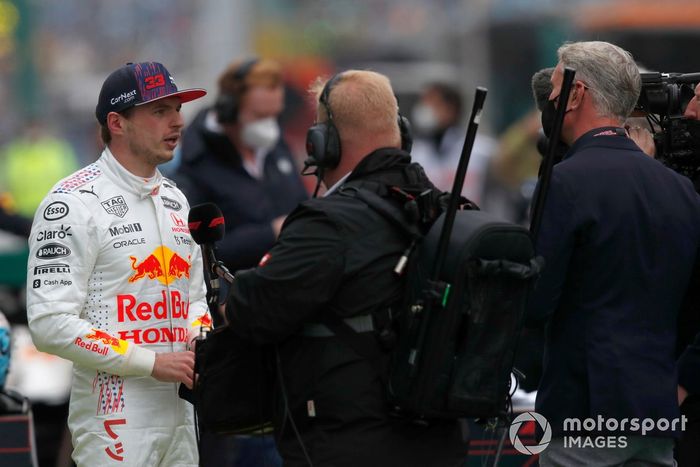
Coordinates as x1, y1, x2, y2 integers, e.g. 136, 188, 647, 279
557, 41, 641, 121
531, 67, 555, 112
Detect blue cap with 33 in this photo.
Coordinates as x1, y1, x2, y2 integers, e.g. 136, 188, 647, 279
95, 61, 206, 125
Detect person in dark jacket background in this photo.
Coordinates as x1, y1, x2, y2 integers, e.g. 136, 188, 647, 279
174, 58, 307, 467
0, 204, 31, 238
226, 69, 468, 467
175, 57, 307, 274
527, 41, 700, 466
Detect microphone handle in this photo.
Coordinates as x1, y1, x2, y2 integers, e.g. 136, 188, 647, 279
203, 243, 235, 285
213, 261, 235, 284
200, 244, 221, 319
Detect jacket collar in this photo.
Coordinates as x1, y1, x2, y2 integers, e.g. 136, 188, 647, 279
345, 147, 412, 183
100, 147, 163, 199
565, 126, 632, 161
181, 108, 243, 168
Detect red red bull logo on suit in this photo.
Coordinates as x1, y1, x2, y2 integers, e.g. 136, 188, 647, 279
128, 245, 191, 285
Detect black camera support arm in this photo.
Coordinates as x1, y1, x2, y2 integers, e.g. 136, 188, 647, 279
530, 67, 576, 241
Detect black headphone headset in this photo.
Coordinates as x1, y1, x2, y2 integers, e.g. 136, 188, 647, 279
214, 58, 260, 124
304, 72, 413, 171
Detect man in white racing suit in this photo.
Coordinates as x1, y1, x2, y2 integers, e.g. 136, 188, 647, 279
26, 62, 210, 466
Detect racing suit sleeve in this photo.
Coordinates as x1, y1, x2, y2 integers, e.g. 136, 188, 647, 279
226, 207, 345, 344
26, 192, 155, 377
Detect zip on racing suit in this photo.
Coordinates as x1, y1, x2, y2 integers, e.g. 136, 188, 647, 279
26, 148, 210, 466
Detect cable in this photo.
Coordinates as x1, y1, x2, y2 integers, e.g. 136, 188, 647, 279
312, 169, 324, 198
275, 346, 314, 467
258, 348, 273, 467
478, 371, 520, 467
193, 397, 202, 462
191, 348, 202, 462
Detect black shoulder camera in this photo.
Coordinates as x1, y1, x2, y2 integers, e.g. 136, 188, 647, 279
636, 72, 700, 182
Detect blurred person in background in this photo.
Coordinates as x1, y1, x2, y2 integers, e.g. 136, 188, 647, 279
174, 57, 306, 467
175, 57, 307, 276
26, 61, 210, 467
527, 41, 700, 466
0, 119, 79, 218
480, 67, 560, 225
481, 110, 542, 224
410, 81, 496, 206
0, 195, 32, 238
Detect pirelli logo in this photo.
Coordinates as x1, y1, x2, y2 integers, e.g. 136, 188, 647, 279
34, 263, 71, 275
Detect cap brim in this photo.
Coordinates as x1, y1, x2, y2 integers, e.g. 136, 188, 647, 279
135, 88, 207, 107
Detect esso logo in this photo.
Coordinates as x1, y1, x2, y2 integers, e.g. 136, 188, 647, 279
43, 201, 70, 221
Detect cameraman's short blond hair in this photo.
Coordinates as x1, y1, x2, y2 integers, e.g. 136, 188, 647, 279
310, 70, 401, 147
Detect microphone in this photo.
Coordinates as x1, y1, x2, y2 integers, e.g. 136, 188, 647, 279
188, 202, 225, 245
188, 203, 235, 309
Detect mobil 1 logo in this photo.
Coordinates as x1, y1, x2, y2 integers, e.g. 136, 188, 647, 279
109, 222, 142, 237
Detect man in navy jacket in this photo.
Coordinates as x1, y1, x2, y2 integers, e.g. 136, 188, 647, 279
528, 41, 700, 466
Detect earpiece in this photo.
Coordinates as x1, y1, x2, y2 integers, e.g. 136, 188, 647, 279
305, 73, 343, 169
398, 114, 412, 153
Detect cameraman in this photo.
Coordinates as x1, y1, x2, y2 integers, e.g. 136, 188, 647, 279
225, 70, 467, 467
527, 41, 700, 466
675, 80, 700, 466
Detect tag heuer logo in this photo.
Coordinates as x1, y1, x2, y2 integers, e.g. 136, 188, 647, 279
101, 196, 129, 218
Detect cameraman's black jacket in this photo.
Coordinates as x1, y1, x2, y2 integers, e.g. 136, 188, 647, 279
227, 148, 466, 467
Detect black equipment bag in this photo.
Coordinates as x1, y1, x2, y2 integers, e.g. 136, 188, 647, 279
387, 209, 542, 420
321, 86, 543, 421
192, 325, 274, 434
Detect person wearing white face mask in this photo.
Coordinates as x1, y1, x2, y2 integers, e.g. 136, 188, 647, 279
173, 60, 308, 466
409, 82, 496, 206
175, 57, 307, 274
